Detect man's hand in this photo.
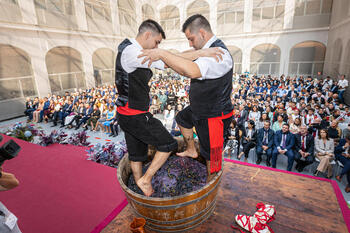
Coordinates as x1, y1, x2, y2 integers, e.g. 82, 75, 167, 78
198, 47, 225, 62
344, 142, 350, 149
138, 49, 164, 67
279, 149, 286, 154
262, 145, 268, 151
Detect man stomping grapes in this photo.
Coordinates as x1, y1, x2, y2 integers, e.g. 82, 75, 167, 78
116, 20, 226, 196
139, 15, 233, 180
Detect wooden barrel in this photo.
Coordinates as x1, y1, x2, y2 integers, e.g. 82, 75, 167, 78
117, 154, 222, 232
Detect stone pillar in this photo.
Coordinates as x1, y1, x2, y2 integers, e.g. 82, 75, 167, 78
74, 0, 88, 31
209, 0, 218, 34
284, 0, 296, 29
242, 46, 251, 74
81, 50, 95, 88
17, 0, 38, 25
110, 0, 120, 35
244, 0, 253, 33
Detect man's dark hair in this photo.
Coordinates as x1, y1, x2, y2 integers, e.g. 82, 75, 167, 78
182, 14, 212, 33
138, 19, 166, 39
282, 123, 289, 128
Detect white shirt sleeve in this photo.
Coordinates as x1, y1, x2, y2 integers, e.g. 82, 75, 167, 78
194, 48, 233, 80
121, 44, 165, 73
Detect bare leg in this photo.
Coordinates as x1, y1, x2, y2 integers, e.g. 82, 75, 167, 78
130, 161, 143, 183
176, 125, 198, 158
137, 151, 171, 196
206, 160, 217, 182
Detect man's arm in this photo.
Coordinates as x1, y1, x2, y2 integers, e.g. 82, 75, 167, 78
175, 48, 224, 62
141, 49, 202, 79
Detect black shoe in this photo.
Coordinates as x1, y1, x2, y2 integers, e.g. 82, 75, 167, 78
51, 124, 57, 127
75, 126, 79, 130
266, 160, 271, 167
256, 158, 262, 165
113, 134, 117, 137
297, 166, 304, 172
60, 125, 65, 128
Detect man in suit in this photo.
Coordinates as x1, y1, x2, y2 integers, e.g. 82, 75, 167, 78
59, 100, 73, 128
294, 125, 314, 172
237, 105, 248, 127
256, 121, 274, 166
335, 135, 350, 193
272, 123, 295, 171
75, 103, 93, 130
39, 97, 50, 122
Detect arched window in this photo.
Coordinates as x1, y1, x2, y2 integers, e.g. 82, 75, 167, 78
118, 0, 137, 36
0, 44, 36, 101
217, 0, 244, 35
227, 46, 242, 74
331, 39, 343, 76
92, 48, 115, 86
250, 44, 281, 75
142, 4, 155, 21
187, 0, 210, 20
160, 5, 180, 38
289, 41, 326, 76
252, 0, 285, 32
46, 46, 85, 93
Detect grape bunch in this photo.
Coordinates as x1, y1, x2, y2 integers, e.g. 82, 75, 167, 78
127, 156, 207, 197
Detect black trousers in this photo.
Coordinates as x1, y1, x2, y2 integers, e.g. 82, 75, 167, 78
242, 142, 256, 158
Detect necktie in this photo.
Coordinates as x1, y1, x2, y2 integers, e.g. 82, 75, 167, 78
282, 134, 286, 148
263, 131, 268, 145
301, 136, 305, 151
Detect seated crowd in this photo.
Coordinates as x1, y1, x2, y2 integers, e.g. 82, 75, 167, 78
225, 73, 350, 192
23, 72, 350, 192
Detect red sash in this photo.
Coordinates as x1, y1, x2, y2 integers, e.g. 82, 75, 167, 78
208, 111, 233, 173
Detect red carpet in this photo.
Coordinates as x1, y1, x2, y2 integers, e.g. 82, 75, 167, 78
0, 134, 127, 233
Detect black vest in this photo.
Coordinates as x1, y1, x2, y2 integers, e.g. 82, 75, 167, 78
115, 39, 153, 111
190, 39, 233, 119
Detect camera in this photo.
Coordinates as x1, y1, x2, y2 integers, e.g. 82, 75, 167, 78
0, 135, 21, 166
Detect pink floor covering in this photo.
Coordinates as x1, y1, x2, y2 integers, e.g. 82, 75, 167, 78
0, 134, 127, 233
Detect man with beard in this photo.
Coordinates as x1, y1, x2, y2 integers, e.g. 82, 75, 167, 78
139, 14, 233, 179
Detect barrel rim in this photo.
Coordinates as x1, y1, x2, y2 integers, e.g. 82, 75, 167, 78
117, 154, 223, 201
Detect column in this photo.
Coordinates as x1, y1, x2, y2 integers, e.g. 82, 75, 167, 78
283, 0, 296, 29
110, 0, 120, 35
279, 41, 291, 75
17, 0, 38, 25
81, 50, 95, 89
242, 46, 251, 74
244, 0, 253, 33
209, 0, 218, 34
74, 0, 88, 31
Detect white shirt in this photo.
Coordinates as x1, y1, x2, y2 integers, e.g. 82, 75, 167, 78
120, 38, 165, 73
194, 36, 233, 80
339, 79, 349, 90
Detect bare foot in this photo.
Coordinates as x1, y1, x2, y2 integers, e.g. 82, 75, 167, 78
136, 177, 154, 197
176, 149, 198, 158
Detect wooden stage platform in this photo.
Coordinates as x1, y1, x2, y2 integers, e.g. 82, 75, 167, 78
101, 159, 350, 233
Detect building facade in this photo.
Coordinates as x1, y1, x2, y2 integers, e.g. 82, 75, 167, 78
0, 0, 347, 120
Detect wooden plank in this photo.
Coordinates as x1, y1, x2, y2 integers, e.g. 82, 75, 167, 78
102, 162, 348, 233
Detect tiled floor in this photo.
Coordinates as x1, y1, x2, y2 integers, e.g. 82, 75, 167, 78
1, 115, 350, 204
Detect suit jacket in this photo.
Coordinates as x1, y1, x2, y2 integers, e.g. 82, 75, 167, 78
43, 101, 50, 110
315, 138, 334, 154
274, 130, 295, 151
237, 109, 248, 126
242, 127, 257, 144
295, 134, 314, 155
335, 139, 348, 157
257, 128, 274, 148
